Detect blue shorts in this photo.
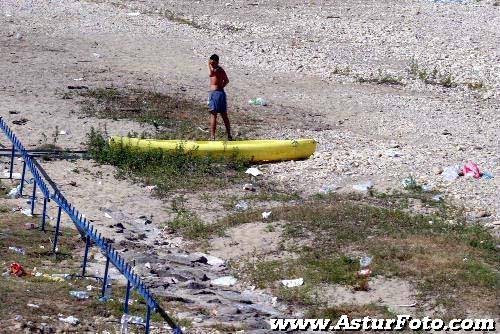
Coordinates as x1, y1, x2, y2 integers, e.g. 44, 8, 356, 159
208, 90, 227, 113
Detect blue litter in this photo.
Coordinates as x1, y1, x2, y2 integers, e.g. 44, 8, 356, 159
481, 172, 494, 180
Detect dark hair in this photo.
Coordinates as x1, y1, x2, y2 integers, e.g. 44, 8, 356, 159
210, 54, 219, 62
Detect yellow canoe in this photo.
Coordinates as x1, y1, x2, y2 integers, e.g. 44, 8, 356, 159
109, 137, 317, 162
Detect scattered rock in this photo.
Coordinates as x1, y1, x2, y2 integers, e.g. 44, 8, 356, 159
211, 276, 237, 287
12, 118, 28, 125
433, 167, 444, 175
473, 210, 490, 218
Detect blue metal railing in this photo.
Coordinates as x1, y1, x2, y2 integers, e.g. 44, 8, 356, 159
0, 117, 182, 334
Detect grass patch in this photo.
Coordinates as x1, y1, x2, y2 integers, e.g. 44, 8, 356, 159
159, 8, 203, 29
166, 210, 220, 240
239, 255, 358, 290
233, 192, 498, 317
79, 87, 255, 140
356, 70, 404, 86
0, 212, 115, 331
0, 180, 8, 196
331, 65, 352, 76
407, 58, 459, 88
466, 81, 484, 90
402, 175, 423, 193
0, 210, 175, 331
86, 128, 250, 194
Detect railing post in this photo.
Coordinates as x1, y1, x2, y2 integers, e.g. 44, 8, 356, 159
30, 181, 37, 215
52, 206, 62, 253
9, 144, 15, 179
101, 245, 111, 299
82, 235, 91, 277
124, 280, 131, 314
19, 160, 27, 196
41, 198, 48, 232
145, 305, 151, 334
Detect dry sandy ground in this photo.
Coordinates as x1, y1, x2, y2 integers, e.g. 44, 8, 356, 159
0, 0, 499, 332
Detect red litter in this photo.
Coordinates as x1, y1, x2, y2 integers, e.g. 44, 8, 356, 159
10, 262, 26, 277
462, 161, 481, 179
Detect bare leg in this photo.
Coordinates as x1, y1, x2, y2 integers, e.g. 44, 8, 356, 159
210, 111, 217, 140
220, 112, 232, 140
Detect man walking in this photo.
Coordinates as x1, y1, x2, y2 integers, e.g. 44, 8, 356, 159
207, 54, 232, 140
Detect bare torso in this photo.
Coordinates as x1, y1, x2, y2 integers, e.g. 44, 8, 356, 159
209, 66, 229, 91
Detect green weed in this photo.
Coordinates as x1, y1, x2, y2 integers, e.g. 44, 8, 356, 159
233, 193, 498, 317
86, 128, 249, 193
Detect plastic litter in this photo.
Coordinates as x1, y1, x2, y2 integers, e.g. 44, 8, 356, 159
442, 165, 460, 181
145, 185, 157, 192
235, 200, 249, 211
104, 212, 112, 219
358, 269, 372, 276
421, 184, 433, 192
21, 209, 32, 217
211, 276, 237, 286
8, 246, 25, 255
69, 291, 90, 299
121, 314, 144, 327
10, 263, 26, 277
243, 183, 255, 191
245, 167, 263, 176
203, 254, 225, 267
394, 302, 417, 307
356, 257, 373, 291
360, 256, 373, 268
120, 314, 129, 334
462, 161, 481, 179
248, 97, 267, 106
281, 278, 304, 287
99, 277, 113, 301
3, 171, 22, 179
481, 172, 494, 179
262, 211, 272, 219
401, 178, 415, 188
352, 181, 373, 192
129, 316, 144, 325
27, 303, 39, 308
8, 185, 21, 199
320, 184, 340, 194
384, 150, 403, 158
432, 194, 444, 202
51, 273, 71, 280
59, 316, 79, 325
